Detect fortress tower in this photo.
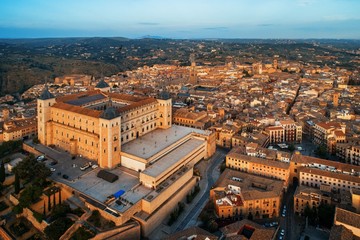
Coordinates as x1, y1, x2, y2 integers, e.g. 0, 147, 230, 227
37, 85, 56, 145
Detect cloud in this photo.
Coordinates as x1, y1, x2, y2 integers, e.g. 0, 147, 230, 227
257, 24, 274, 27
138, 22, 159, 26
203, 27, 228, 30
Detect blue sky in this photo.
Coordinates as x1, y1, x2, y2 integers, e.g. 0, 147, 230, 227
0, 0, 359, 39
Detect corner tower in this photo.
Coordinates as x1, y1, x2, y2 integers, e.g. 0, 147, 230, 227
99, 105, 121, 169
37, 85, 56, 145
157, 91, 172, 129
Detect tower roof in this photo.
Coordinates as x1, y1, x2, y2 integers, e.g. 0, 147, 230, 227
39, 85, 55, 100
95, 78, 110, 88
100, 106, 118, 120
158, 91, 171, 100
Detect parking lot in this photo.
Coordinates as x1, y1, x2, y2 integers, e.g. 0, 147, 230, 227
30, 143, 100, 182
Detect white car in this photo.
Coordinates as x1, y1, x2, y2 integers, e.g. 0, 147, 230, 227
280, 229, 285, 236
80, 163, 90, 171
50, 168, 56, 172
92, 164, 98, 169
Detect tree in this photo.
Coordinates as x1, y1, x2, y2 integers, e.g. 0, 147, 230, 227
58, 189, 61, 205
13, 155, 51, 186
288, 144, 295, 152
318, 203, 335, 228
17, 185, 42, 210
315, 145, 328, 159
53, 192, 56, 207
48, 195, 51, 212
0, 161, 5, 183
14, 173, 20, 194
44, 217, 73, 240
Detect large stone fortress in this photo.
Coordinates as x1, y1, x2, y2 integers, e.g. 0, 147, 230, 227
37, 80, 174, 169
37, 81, 216, 235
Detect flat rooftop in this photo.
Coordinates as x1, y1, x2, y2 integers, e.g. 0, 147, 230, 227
142, 138, 204, 178
121, 125, 209, 160
68, 168, 149, 205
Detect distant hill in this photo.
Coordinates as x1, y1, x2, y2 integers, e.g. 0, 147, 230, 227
0, 37, 359, 96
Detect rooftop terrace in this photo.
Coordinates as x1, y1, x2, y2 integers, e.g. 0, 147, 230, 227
122, 125, 209, 160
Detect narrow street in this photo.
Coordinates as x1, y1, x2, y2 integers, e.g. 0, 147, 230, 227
175, 148, 228, 231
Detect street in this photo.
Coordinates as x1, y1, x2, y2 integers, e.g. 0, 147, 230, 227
175, 147, 229, 231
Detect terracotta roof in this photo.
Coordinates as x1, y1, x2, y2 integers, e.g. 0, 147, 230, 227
117, 98, 157, 114
299, 167, 360, 184
335, 207, 360, 229
220, 219, 276, 240
164, 226, 218, 240
316, 122, 343, 130
56, 90, 104, 103
52, 102, 102, 118
214, 169, 283, 201
329, 225, 355, 240
106, 92, 148, 103
228, 148, 290, 170
292, 154, 360, 173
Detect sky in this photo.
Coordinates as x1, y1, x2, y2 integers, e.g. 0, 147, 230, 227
0, 0, 359, 39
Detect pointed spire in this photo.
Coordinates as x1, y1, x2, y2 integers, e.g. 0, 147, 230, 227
39, 78, 55, 100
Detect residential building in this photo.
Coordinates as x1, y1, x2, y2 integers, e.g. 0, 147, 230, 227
313, 121, 346, 154
265, 119, 302, 144
172, 108, 211, 129
0, 117, 37, 142
332, 207, 360, 238
220, 219, 277, 240
226, 144, 291, 187
210, 169, 283, 219
293, 185, 332, 216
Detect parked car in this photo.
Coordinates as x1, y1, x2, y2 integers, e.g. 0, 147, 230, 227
62, 174, 69, 179
37, 155, 46, 161
50, 168, 56, 172
92, 164, 98, 169
50, 161, 58, 166
80, 163, 90, 171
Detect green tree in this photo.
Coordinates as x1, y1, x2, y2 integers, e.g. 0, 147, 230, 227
13, 155, 51, 186
48, 195, 51, 212
44, 217, 73, 240
288, 144, 295, 152
0, 161, 5, 183
19, 185, 43, 208
14, 173, 20, 194
208, 219, 218, 232
58, 189, 62, 205
315, 145, 328, 159
318, 203, 335, 228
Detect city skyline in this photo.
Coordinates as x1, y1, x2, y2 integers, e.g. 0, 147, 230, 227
1, 0, 360, 39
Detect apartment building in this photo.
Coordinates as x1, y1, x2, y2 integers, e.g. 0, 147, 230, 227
294, 185, 332, 216
336, 143, 360, 166
265, 119, 302, 144
313, 121, 346, 154
0, 117, 37, 142
210, 169, 283, 219
226, 143, 290, 187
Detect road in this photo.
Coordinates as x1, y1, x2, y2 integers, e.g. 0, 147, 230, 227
280, 185, 297, 240
175, 147, 229, 231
